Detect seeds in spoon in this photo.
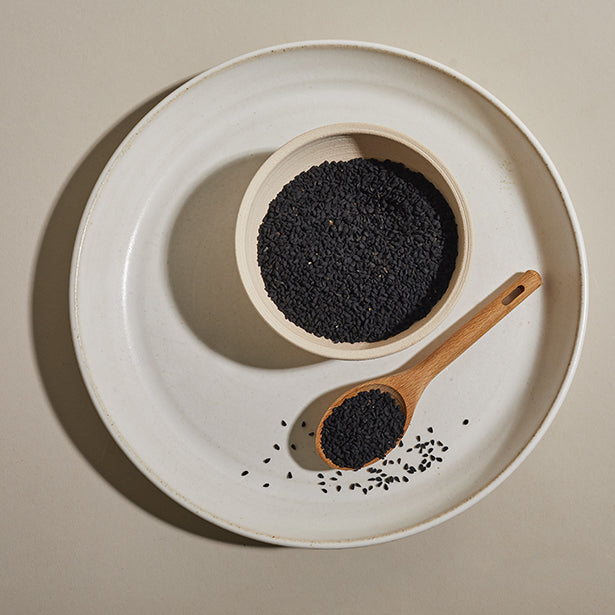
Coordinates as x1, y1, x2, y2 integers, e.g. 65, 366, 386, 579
319, 389, 405, 469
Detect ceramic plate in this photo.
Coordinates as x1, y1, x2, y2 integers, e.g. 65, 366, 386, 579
71, 41, 587, 547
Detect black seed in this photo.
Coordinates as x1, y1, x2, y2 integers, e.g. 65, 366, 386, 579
436, 457, 443, 462
336, 485, 342, 492
409, 466, 416, 473
427, 426, 433, 433
406, 448, 413, 453
257, 158, 458, 344
263, 483, 269, 488
402, 476, 409, 482
430, 455, 435, 460
398, 440, 404, 448
319, 389, 405, 469
322, 489, 328, 493
281, 420, 287, 427
437, 440, 443, 446
416, 435, 421, 441
317, 473, 324, 479
384, 484, 389, 490
263, 458, 271, 464
308, 432, 315, 437
463, 419, 470, 425
241, 470, 249, 476
273, 444, 280, 450
287, 472, 293, 479
330, 476, 337, 481
349, 484, 356, 490
290, 443, 296, 450
442, 446, 449, 452
363, 488, 368, 495
318, 481, 326, 485
301, 421, 306, 427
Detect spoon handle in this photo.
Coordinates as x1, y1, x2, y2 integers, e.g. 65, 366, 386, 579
415, 270, 542, 384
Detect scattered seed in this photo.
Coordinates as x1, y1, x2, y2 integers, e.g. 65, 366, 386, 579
463, 419, 470, 425
287, 472, 293, 479
263, 458, 271, 464
273, 444, 280, 450
241, 470, 249, 476
281, 420, 287, 427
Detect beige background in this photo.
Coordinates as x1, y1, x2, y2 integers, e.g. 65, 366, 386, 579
2, 1, 613, 613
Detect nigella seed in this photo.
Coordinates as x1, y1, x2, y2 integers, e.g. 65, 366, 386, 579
463, 419, 470, 425
336, 485, 342, 492
349, 484, 356, 490
384, 484, 389, 491
322, 488, 328, 493
263, 483, 269, 488
308, 432, 315, 437
397, 458, 401, 464
402, 476, 409, 482
416, 435, 421, 441
437, 440, 443, 446
281, 420, 287, 427
273, 444, 280, 450
363, 488, 368, 495
290, 443, 296, 450
430, 455, 436, 461
257, 159, 457, 344
427, 426, 433, 433
317, 473, 324, 479
442, 446, 449, 452
287, 472, 293, 479
336, 470, 343, 476
301, 421, 306, 427
241, 470, 249, 476
436, 457, 443, 462
398, 440, 404, 447
263, 458, 271, 464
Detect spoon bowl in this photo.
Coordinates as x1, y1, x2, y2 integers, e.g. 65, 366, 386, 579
316, 270, 542, 470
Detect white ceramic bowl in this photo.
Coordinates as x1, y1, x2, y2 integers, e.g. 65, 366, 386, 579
235, 123, 472, 360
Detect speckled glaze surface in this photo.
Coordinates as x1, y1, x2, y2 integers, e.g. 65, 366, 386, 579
70, 41, 587, 547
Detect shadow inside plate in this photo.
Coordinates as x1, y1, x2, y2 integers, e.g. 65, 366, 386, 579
166, 154, 323, 369
31, 79, 277, 548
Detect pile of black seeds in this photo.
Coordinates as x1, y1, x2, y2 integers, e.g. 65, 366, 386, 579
319, 389, 405, 470
257, 158, 458, 343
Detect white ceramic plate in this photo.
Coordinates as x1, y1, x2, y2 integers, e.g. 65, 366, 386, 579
71, 41, 587, 548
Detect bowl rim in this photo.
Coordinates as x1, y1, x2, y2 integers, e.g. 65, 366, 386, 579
235, 122, 473, 360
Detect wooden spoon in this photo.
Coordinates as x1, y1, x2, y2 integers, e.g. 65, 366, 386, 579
315, 270, 542, 470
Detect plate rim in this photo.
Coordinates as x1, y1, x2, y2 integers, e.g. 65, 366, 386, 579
69, 39, 588, 548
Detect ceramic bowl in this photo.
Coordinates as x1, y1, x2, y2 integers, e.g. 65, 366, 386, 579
235, 123, 472, 360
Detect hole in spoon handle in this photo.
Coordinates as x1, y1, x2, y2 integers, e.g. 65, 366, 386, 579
419, 270, 542, 381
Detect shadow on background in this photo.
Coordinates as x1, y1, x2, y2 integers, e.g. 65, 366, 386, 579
167, 155, 322, 369
31, 80, 275, 547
